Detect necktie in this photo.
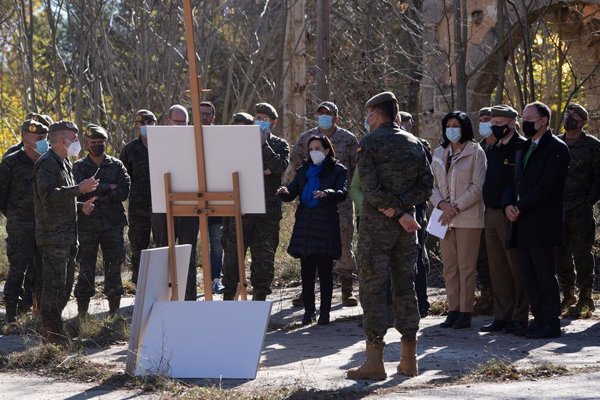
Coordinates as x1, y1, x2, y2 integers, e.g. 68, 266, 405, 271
523, 142, 537, 169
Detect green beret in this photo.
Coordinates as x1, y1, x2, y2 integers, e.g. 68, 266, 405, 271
316, 101, 338, 115
255, 103, 278, 120
566, 103, 589, 120
478, 107, 491, 117
135, 109, 157, 123
26, 112, 54, 127
490, 104, 518, 119
232, 112, 254, 125
399, 111, 413, 121
365, 91, 397, 108
84, 124, 108, 139
21, 119, 48, 135
49, 120, 79, 134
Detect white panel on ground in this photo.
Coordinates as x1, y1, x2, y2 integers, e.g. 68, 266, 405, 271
147, 125, 266, 214
136, 301, 272, 379
125, 245, 191, 375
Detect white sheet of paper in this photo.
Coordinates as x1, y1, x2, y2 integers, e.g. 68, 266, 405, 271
147, 125, 266, 214
426, 208, 448, 239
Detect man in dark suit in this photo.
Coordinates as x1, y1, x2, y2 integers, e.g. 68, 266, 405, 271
503, 101, 570, 339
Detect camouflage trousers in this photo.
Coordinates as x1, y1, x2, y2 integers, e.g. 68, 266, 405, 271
555, 203, 596, 289
358, 212, 420, 345
3, 226, 42, 304
222, 216, 280, 297
74, 228, 125, 301
128, 214, 152, 285
39, 243, 77, 332
335, 199, 357, 278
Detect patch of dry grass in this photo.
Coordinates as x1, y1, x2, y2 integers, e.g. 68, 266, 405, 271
464, 358, 569, 383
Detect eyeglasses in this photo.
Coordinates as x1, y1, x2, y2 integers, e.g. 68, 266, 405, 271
201, 112, 214, 118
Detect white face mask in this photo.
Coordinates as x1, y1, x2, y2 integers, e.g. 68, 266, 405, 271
309, 150, 326, 165
66, 139, 82, 157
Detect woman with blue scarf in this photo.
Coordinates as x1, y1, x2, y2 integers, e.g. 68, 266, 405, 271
277, 136, 348, 325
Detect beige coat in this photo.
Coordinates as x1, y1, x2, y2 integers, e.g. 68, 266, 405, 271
430, 141, 486, 229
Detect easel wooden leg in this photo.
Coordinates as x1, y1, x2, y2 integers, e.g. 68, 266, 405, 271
164, 173, 179, 301
232, 172, 247, 301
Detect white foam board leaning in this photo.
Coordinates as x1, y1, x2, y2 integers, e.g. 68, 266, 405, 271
136, 301, 272, 379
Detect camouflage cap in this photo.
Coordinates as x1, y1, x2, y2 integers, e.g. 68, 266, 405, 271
478, 107, 492, 117
26, 112, 54, 127
399, 111, 413, 122
232, 112, 254, 125
365, 91, 397, 109
21, 119, 49, 135
255, 103, 278, 120
491, 104, 518, 119
49, 120, 79, 134
84, 124, 109, 140
316, 101, 338, 115
135, 109, 157, 123
566, 103, 589, 120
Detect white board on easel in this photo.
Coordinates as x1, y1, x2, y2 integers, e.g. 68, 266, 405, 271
147, 125, 266, 214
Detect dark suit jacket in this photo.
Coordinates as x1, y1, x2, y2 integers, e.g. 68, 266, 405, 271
503, 130, 570, 247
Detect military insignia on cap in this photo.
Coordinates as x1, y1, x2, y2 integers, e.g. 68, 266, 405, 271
66, 122, 74, 128
28, 125, 37, 132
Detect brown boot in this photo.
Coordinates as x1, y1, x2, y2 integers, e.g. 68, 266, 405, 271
473, 288, 493, 315
291, 293, 304, 307
108, 296, 121, 316
561, 286, 577, 310
574, 287, 595, 312
77, 298, 90, 319
397, 339, 418, 376
341, 276, 358, 307
347, 342, 387, 380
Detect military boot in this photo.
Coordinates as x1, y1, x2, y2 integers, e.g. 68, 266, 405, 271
108, 296, 121, 317
341, 276, 358, 307
560, 286, 577, 311
347, 342, 387, 380
77, 298, 90, 319
4, 300, 18, 324
397, 339, 418, 376
573, 287, 595, 313
473, 288, 493, 315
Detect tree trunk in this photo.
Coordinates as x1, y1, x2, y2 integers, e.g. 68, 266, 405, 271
315, 0, 330, 102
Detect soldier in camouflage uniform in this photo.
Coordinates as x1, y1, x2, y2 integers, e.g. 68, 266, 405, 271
73, 125, 130, 318
347, 92, 433, 380
34, 121, 99, 343
222, 103, 290, 301
0, 120, 49, 323
3, 113, 53, 158
289, 101, 359, 307
120, 109, 157, 285
556, 103, 600, 313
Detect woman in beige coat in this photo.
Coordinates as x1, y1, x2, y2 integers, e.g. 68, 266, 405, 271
430, 111, 486, 329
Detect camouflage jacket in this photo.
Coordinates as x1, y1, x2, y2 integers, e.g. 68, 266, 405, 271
250, 133, 290, 219
73, 154, 130, 231
33, 149, 80, 246
0, 149, 36, 231
558, 132, 600, 210
120, 137, 151, 217
289, 126, 358, 182
358, 122, 433, 218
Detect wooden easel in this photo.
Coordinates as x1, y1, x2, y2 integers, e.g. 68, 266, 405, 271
163, 0, 247, 301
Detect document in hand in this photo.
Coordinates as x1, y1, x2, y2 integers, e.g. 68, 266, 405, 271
426, 208, 448, 240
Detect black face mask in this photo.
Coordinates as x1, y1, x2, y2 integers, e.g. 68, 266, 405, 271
89, 144, 106, 156
491, 124, 510, 140
522, 120, 538, 138
563, 115, 579, 131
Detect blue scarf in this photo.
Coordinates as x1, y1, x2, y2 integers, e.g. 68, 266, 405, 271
301, 164, 323, 208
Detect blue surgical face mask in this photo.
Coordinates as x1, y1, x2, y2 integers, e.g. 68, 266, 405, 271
34, 139, 49, 155
479, 122, 492, 138
140, 125, 148, 138
445, 127, 462, 144
318, 115, 334, 130
254, 120, 271, 134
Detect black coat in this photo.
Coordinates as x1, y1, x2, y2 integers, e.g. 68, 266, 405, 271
503, 130, 570, 247
278, 157, 347, 259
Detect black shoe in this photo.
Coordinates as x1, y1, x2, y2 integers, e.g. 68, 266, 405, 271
317, 314, 330, 325
504, 320, 528, 336
526, 323, 562, 339
480, 319, 509, 332
440, 311, 460, 328
419, 303, 430, 318
453, 312, 471, 329
302, 312, 316, 325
